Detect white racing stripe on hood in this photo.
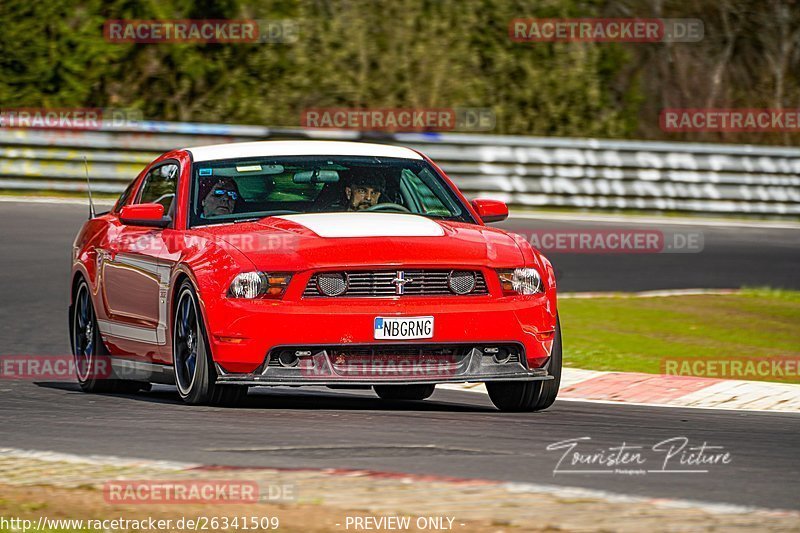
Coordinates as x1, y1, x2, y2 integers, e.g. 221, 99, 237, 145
276, 213, 445, 238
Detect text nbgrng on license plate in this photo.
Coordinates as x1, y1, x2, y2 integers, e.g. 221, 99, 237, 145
374, 316, 434, 340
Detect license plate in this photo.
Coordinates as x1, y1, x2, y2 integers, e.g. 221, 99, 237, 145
374, 316, 434, 340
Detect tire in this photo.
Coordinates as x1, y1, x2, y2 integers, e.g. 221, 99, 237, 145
172, 280, 247, 406
373, 384, 436, 401
71, 279, 148, 393
486, 316, 562, 412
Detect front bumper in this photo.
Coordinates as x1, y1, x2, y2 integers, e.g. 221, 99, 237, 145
215, 344, 552, 386
202, 294, 557, 375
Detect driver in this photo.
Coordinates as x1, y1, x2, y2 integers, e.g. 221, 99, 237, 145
200, 178, 240, 218
345, 174, 385, 211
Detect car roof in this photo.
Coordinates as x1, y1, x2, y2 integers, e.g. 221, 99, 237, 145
185, 140, 423, 162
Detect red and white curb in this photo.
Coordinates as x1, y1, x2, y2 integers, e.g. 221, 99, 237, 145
441, 369, 800, 413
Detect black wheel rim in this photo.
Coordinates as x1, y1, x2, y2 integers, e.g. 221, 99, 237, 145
73, 283, 94, 382
174, 291, 199, 395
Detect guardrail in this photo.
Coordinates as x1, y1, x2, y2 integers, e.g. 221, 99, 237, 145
1, 122, 798, 216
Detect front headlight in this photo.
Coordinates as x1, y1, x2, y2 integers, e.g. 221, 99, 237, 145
228, 271, 292, 299
497, 268, 543, 295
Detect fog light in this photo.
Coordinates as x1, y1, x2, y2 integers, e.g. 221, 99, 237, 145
317, 272, 347, 296
448, 271, 476, 295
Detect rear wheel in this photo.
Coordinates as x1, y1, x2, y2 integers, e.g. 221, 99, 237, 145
373, 384, 436, 401
487, 317, 562, 412
173, 281, 247, 406
71, 279, 148, 393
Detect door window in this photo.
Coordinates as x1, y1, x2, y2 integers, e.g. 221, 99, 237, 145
137, 163, 179, 215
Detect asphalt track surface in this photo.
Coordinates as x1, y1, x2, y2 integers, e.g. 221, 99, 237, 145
1, 201, 799, 511
498, 217, 800, 294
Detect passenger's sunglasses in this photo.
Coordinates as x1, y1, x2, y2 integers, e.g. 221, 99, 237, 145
212, 189, 238, 201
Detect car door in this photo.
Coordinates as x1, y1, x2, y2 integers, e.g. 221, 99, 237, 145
99, 162, 179, 355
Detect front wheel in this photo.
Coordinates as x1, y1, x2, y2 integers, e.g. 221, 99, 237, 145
486, 317, 562, 412
373, 384, 436, 401
173, 281, 247, 406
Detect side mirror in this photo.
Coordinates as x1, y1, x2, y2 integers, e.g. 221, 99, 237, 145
471, 198, 508, 223
119, 203, 171, 228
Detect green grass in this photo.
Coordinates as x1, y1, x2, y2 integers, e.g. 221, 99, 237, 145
559, 288, 800, 383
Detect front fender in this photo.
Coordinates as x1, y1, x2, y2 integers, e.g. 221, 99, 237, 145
164, 235, 259, 364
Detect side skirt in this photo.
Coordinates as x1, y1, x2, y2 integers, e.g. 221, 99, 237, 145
110, 358, 175, 385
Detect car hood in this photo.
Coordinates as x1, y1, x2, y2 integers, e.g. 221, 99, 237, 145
195, 213, 526, 272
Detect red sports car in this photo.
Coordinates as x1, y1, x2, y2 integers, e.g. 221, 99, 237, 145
69, 141, 561, 411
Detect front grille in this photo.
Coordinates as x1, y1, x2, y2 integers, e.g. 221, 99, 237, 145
304, 270, 488, 297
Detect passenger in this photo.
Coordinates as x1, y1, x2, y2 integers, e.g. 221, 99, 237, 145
200, 178, 240, 218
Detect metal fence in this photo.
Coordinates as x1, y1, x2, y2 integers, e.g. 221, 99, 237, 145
1, 121, 798, 216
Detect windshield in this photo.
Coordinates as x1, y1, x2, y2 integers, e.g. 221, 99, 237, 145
189, 155, 473, 227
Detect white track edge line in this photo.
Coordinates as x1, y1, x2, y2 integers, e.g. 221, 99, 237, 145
500, 480, 799, 517
0, 447, 198, 470
436, 386, 800, 414
508, 211, 800, 229
0, 447, 796, 517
